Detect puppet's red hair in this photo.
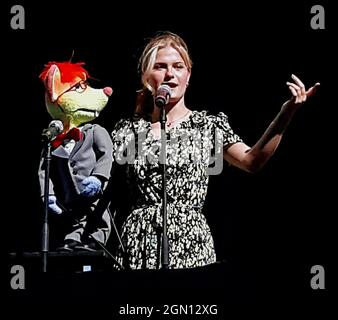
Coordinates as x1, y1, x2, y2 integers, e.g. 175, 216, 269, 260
39, 61, 89, 83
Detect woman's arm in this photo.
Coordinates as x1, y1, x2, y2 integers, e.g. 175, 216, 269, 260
223, 74, 320, 173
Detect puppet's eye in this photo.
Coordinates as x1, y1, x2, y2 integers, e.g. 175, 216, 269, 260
71, 81, 87, 93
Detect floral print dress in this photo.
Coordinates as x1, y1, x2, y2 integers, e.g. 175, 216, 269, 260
111, 110, 242, 269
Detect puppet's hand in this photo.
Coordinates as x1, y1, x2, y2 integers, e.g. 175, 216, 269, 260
81, 176, 102, 197
48, 195, 63, 215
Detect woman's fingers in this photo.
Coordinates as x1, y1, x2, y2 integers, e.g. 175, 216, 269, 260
287, 75, 320, 103
287, 81, 306, 103
306, 82, 321, 97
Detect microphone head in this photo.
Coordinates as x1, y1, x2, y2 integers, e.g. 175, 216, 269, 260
49, 120, 64, 133
41, 120, 64, 142
155, 84, 171, 108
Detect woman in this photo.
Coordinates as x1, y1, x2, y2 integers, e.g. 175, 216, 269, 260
111, 31, 319, 269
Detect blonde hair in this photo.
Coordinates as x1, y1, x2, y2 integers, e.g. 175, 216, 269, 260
135, 31, 192, 118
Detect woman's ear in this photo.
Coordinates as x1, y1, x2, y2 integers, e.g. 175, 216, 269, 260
186, 72, 191, 86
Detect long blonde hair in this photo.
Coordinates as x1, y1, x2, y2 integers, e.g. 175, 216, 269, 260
134, 31, 193, 118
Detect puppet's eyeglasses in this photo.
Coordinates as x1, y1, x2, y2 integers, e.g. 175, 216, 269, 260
67, 80, 88, 93
60, 80, 88, 97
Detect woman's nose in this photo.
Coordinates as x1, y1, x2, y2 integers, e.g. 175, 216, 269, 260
165, 67, 174, 78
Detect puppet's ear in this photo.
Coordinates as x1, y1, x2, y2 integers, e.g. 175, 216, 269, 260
44, 64, 70, 102
45, 64, 64, 102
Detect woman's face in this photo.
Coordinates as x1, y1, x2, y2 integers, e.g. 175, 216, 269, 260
146, 46, 191, 103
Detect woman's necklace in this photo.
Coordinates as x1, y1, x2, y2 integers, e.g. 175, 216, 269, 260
166, 110, 191, 128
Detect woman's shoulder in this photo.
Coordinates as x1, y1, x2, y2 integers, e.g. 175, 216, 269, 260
111, 115, 150, 138
190, 110, 229, 127
190, 110, 241, 142
111, 117, 134, 131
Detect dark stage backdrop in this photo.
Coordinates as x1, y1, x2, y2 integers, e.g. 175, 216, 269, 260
4, 0, 335, 316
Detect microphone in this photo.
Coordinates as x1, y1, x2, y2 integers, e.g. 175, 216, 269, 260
41, 120, 64, 142
155, 84, 171, 108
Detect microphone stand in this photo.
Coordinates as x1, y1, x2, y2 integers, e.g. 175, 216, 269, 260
159, 107, 169, 269
41, 140, 52, 272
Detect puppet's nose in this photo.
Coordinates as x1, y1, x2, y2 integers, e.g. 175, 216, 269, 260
103, 87, 113, 97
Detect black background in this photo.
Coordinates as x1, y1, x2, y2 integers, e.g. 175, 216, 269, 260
4, 0, 335, 317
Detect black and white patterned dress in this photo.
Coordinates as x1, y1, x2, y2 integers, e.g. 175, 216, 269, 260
111, 110, 242, 269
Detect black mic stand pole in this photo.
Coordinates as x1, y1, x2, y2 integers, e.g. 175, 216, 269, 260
159, 107, 169, 269
41, 140, 52, 272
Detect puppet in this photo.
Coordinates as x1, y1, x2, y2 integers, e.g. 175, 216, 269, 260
38, 61, 113, 251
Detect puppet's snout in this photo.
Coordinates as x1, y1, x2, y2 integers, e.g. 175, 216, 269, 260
103, 87, 113, 97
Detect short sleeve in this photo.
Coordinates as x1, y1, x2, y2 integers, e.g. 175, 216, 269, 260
210, 112, 242, 147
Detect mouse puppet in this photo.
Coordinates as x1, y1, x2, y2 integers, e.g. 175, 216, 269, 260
38, 61, 113, 252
